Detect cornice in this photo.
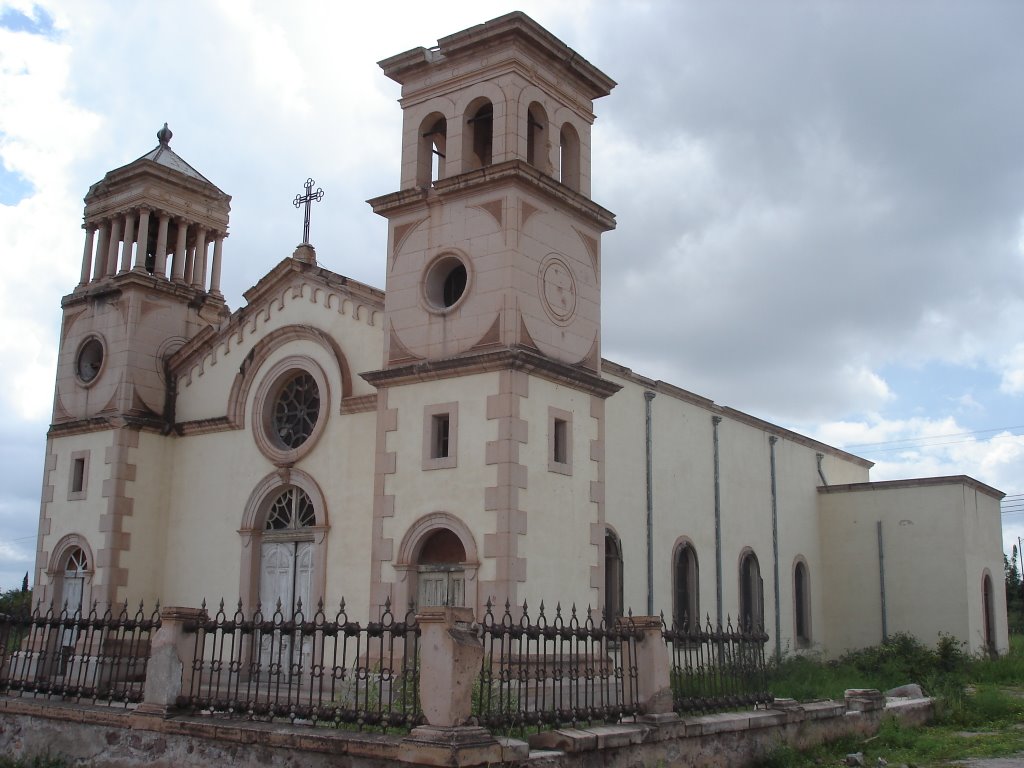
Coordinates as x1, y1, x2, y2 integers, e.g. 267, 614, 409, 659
818, 475, 1004, 500
361, 346, 621, 399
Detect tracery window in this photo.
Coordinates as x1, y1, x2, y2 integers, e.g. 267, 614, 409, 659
272, 372, 320, 450
266, 486, 316, 531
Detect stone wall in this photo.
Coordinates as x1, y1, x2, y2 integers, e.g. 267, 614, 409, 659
0, 694, 932, 768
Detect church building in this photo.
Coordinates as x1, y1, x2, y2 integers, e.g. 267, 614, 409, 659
35, 13, 1008, 658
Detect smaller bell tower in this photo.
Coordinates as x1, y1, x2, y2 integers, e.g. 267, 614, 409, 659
54, 124, 231, 428
38, 125, 231, 609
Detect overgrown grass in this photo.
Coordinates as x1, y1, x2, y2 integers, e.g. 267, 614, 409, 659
754, 632, 1024, 767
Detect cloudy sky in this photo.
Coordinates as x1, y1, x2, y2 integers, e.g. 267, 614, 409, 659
1, 0, 1022, 590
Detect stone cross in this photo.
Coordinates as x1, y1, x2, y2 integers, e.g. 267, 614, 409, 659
292, 177, 324, 244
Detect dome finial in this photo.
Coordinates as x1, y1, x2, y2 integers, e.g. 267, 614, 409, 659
157, 122, 172, 146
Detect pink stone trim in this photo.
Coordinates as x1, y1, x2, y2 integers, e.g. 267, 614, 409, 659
369, 390, 398, 614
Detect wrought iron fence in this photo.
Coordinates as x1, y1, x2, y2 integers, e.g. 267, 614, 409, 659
181, 598, 421, 731
474, 600, 641, 732
0, 601, 159, 706
662, 614, 772, 715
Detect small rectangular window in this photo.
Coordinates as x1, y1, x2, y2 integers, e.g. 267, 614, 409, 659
67, 451, 89, 500
423, 403, 458, 470
553, 419, 568, 464
71, 458, 86, 493
548, 407, 573, 475
432, 413, 450, 459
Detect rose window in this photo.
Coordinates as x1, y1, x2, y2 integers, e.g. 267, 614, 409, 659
272, 372, 320, 449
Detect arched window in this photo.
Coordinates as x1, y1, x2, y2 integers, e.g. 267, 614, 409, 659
673, 542, 699, 631
605, 529, 624, 621
982, 572, 996, 655
526, 102, 550, 172
259, 487, 316, 616
794, 559, 811, 647
464, 99, 493, 171
559, 123, 580, 191
416, 528, 467, 609
739, 550, 764, 631
418, 113, 447, 187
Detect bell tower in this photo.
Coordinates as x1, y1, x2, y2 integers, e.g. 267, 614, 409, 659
369, 12, 616, 369
365, 14, 620, 615
38, 125, 230, 609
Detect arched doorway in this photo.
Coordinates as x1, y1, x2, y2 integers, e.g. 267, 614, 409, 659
673, 541, 699, 631
982, 573, 996, 655
416, 528, 467, 609
259, 486, 316, 617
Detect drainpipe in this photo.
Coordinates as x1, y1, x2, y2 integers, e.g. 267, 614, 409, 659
712, 415, 723, 626
769, 435, 781, 661
877, 521, 888, 642
644, 390, 656, 616
815, 453, 828, 487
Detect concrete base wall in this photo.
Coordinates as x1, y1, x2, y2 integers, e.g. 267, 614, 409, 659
0, 696, 932, 768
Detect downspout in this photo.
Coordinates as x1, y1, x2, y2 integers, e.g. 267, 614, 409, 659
769, 435, 781, 660
644, 390, 656, 616
877, 521, 888, 642
712, 415, 723, 626
815, 453, 828, 487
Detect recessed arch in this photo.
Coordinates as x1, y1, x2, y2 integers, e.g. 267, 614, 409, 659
738, 547, 764, 632
526, 101, 551, 173
239, 469, 329, 614
604, 525, 624, 622
418, 111, 448, 187
792, 556, 812, 648
46, 534, 95, 615
394, 512, 480, 613
672, 537, 699, 631
982, 569, 996, 655
463, 97, 494, 171
558, 122, 581, 191
227, 324, 353, 431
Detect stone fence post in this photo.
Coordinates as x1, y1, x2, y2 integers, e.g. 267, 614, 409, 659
624, 615, 676, 717
134, 606, 206, 718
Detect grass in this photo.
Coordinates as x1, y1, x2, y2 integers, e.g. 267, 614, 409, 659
754, 633, 1024, 767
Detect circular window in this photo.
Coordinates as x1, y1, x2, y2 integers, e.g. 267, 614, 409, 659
424, 254, 470, 312
76, 337, 105, 384
271, 371, 320, 450
253, 356, 330, 466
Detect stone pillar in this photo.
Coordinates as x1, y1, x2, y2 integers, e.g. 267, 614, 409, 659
404, 606, 506, 765
93, 222, 110, 281
79, 225, 96, 286
106, 216, 123, 276
134, 606, 206, 718
183, 245, 195, 286
153, 213, 170, 278
623, 615, 675, 717
209, 235, 224, 295
119, 211, 135, 273
133, 207, 151, 272
416, 606, 483, 726
171, 219, 188, 283
191, 227, 208, 289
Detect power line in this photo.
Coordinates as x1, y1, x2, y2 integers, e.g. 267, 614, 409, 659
844, 425, 1024, 450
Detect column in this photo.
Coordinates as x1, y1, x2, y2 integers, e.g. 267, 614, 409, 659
183, 245, 195, 286
119, 211, 135, 273
622, 615, 675, 717
93, 222, 110, 281
106, 216, 123, 277
209, 234, 225, 295
171, 220, 187, 283
191, 227, 207, 289
79, 226, 96, 287
135, 606, 207, 718
133, 207, 151, 272
153, 213, 170, 278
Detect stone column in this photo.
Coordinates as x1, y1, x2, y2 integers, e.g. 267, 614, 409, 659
79, 225, 96, 287
622, 615, 675, 717
416, 606, 483, 726
209, 234, 224, 295
191, 227, 207, 289
133, 207, 151, 272
153, 213, 170, 278
93, 222, 110, 282
134, 606, 206, 718
106, 216, 123, 276
183, 245, 195, 286
171, 219, 188, 283
119, 211, 135, 273
404, 606, 505, 765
